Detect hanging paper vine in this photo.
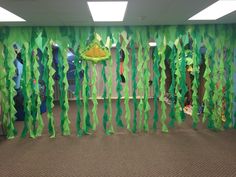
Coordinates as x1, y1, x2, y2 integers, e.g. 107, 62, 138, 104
102, 61, 109, 133
121, 33, 131, 131
224, 49, 233, 129
21, 43, 35, 138
137, 34, 144, 131
168, 44, 176, 127
174, 42, 182, 124
2, 45, 17, 139
179, 35, 188, 121
143, 45, 151, 132
202, 39, 212, 126
191, 41, 200, 128
91, 63, 98, 131
115, 41, 124, 127
131, 39, 138, 133
58, 48, 71, 135
32, 49, 44, 137
45, 44, 56, 137
159, 43, 168, 133
74, 46, 83, 136
107, 54, 114, 134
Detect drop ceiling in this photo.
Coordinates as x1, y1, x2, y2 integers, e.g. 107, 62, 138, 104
0, 0, 236, 26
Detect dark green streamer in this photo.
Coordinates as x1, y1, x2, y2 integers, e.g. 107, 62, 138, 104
58, 48, 71, 136
131, 39, 138, 133
115, 41, 124, 127
168, 45, 176, 128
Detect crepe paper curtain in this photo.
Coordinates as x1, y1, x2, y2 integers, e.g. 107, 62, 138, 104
58, 48, 71, 136
74, 46, 83, 136
0, 25, 236, 139
131, 39, 138, 133
115, 41, 124, 127
121, 33, 131, 131
168, 45, 176, 128
102, 61, 109, 133
21, 43, 35, 138
2, 45, 17, 139
45, 44, 56, 138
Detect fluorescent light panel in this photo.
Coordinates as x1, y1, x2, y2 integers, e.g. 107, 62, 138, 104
87, 1, 128, 22
189, 0, 236, 20
149, 42, 157, 47
0, 7, 25, 22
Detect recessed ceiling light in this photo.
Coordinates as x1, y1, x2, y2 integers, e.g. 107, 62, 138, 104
0, 7, 25, 22
87, 1, 128, 22
149, 42, 157, 47
189, 0, 236, 20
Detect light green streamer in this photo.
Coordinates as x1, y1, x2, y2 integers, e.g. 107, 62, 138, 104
121, 33, 131, 131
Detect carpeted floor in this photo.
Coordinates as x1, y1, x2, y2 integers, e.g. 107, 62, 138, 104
0, 100, 236, 177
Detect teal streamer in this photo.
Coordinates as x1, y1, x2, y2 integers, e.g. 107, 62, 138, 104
115, 41, 124, 127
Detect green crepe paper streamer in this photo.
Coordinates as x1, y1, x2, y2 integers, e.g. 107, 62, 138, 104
224, 49, 233, 129
159, 46, 168, 133
85, 62, 92, 129
143, 45, 151, 132
121, 33, 131, 131
168, 45, 176, 128
174, 41, 182, 124
2, 46, 17, 139
202, 39, 212, 125
115, 41, 124, 127
45, 44, 56, 138
32, 50, 44, 137
131, 39, 138, 133
21, 43, 35, 138
107, 55, 114, 134
82, 62, 91, 134
179, 39, 187, 121
58, 48, 71, 136
137, 45, 144, 131
74, 46, 83, 136
91, 64, 98, 131
211, 48, 223, 130
152, 46, 161, 130
102, 61, 109, 133
191, 41, 200, 129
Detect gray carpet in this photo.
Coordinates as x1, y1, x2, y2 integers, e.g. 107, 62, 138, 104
0, 100, 236, 177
